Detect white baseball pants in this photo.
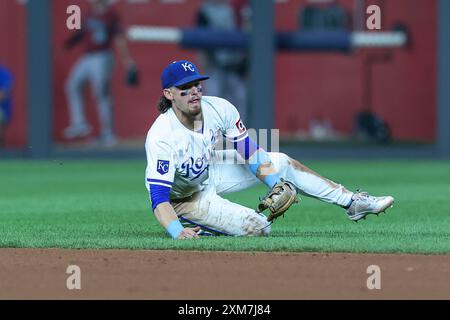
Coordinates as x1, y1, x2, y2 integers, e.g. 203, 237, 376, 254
173, 150, 353, 237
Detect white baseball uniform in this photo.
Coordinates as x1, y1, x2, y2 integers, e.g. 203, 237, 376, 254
145, 96, 353, 236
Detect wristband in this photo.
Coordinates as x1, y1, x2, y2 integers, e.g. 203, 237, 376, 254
248, 149, 271, 175
249, 150, 281, 188
263, 173, 280, 188
167, 219, 184, 239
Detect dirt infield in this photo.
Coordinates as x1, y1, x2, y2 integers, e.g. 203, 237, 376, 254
0, 249, 448, 299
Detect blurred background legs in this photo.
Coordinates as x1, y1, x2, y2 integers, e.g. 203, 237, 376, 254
0, 0, 449, 158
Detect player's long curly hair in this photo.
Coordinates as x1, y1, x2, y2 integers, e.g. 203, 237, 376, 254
157, 95, 172, 114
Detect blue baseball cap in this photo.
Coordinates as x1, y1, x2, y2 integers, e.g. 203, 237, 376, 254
161, 60, 209, 89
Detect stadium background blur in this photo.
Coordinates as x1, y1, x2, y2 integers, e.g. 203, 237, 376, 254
0, 0, 447, 158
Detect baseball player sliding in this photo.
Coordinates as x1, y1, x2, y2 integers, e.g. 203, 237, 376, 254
145, 60, 394, 240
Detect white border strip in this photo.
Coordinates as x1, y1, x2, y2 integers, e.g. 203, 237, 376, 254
351, 32, 407, 48
127, 26, 182, 43
148, 181, 173, 188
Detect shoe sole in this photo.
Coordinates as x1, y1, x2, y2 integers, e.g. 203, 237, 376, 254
350, 197, 395, 222
63, 127, 92, 139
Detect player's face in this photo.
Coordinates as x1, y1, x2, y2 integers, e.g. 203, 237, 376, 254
167, 81, 203, 117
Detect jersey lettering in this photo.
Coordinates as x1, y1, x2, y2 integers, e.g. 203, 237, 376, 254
180, 156, 209, 180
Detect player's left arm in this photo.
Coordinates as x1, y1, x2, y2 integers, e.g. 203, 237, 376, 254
115, 34, 135, 69
219, 97, 281, 188
111, 13, 135, 69
235, 137, 281, 188
218, 98, 297, 219
233, 127, 298, 221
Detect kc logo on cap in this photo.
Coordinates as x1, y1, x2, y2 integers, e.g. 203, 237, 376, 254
181, 62, 195, 72
161, 60, 210, 89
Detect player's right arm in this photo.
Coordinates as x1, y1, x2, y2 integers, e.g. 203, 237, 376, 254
145, 132, 199, 240
150, 186, 200, 239
216, 97, 282, 188
153, 202, 200, 240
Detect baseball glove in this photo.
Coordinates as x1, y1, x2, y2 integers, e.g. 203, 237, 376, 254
257, 179, 299, 222
125, 66, 139, 87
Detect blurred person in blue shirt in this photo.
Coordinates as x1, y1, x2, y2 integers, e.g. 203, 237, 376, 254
0, 65, 13, 147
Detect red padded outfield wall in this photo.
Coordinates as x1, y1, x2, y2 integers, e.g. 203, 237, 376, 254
275, 0, 436, 141
1, 0, 437, 147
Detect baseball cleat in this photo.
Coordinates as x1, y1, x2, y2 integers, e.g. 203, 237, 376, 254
346, 190, 394, 222
100, 134, 118, 148
63, 124, 92, 139
196, 229, 216, 237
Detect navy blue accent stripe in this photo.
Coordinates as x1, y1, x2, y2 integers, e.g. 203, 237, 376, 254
191, 165, 209, 180
147, 178, 173, 185
234, 136, 259, 160
179, 216, 231, 236
226, 132, 248, 142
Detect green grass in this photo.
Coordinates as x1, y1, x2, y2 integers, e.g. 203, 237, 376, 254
0, 159, 449, 254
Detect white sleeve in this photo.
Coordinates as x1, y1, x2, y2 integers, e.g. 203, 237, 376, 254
217, 97, 248, 142
145, 136, 177, 191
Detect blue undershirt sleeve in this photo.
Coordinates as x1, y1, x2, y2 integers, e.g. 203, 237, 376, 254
149, 184, 171, 210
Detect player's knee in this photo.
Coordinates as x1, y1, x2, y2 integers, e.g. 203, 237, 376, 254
93, 83, 111, 102
271, 152, 291, 173
278, 152, 291, 164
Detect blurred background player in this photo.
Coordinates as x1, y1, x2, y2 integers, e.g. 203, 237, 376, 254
63, 0, 136, 147
196, 0, 249, 122
0, 64, 13, 147
299, 0, 350, 31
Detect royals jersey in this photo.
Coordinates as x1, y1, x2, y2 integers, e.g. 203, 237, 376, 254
145, 96, 248, 200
